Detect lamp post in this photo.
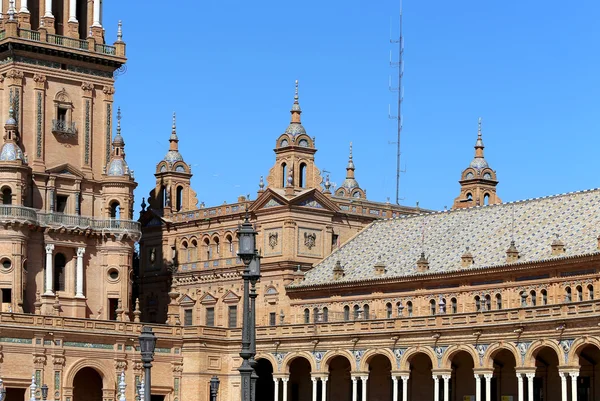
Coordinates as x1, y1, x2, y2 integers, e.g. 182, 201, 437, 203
138, 326, 156, 401
209, 376, 220, 401
237, 212, 260, 401
41, 385, 48, 401
0, 378, 6, 401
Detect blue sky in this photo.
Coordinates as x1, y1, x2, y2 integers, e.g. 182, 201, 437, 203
103, 1, 600, 212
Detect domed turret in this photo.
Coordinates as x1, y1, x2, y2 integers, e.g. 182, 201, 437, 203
0, 107, 25, 163
164, 113, 184, 164
106, 107, 132, 178
336, 142, 365, 199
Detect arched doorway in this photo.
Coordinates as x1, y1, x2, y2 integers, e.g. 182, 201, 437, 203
408, 353, 434, 401
492, 348, 517, 401
73, 367, 103, 401
367, 354, 392, 401
328, 356, 351, 401
449, 351, 476, 400
2, 187, 11, 205
576, 344, 600, 400
288, 357, 311, 401
255, 358, 274, 401
532, 346, 560, 401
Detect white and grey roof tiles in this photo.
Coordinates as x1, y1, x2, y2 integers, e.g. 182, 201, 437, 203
295, 188, 600, 287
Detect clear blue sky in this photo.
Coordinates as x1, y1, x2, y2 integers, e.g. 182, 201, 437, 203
103, 1, 600, 212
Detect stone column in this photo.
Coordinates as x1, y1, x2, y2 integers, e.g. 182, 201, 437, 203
19, 0, 28, 13
273, 377, 279, 401
68, 0, 76, 21
281, 378, 288, 401
321, 377, 327, 401
442, 375, 450, 401
433, 375, 439, 401
351, 377, 357, 401
570, 372, 578, 401
526, 373, 534, 401
474, 374, 481, 401
558, 372, 567, 401
311, 377, 318, 401
75, 247, 85, 298
392, 376, 398, 401
44, 244, 54, 295
400, 375, 409, 401
484, 374, 492, 401
517, 373, 524, 401
360, 376, 367, 401
92, 0, 100, 26
44, 0, 52, 17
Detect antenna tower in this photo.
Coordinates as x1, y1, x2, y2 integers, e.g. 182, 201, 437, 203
389, 0, 404, 204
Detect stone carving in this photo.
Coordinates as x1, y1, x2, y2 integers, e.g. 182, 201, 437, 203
353, 349, 365, 365
81, 82, 94, 93
114, 360, 127, 371
54, 88, 71, 103
33, 74, 47, 89
6, 69, 24, 85
393, 348, 406, 369
313, 351, 323, 369
304, 232, 317, 250
517, 341, 531, 364
559, 339, 573, 363
475, 344, 489, 366
102, 85, 115, 100
268, 232, 278, 249
52, 355, 65, 368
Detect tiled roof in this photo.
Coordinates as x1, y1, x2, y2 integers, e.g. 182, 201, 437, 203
295, 188, 600, 287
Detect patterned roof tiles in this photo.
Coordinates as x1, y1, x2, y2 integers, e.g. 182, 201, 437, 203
296, 188, 600, 287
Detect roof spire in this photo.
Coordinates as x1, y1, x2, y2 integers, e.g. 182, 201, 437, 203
474, 117, 484, 158
346, 142, 355, 178
117, 20, 123, 42
290, 79, 302, 123
169, 112, 179, 150
116, 107, 122, 135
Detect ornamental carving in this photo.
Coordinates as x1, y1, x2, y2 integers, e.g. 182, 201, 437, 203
81, 82, 94, 94
52, 355, 65, 368
102, 85, 115, 100
33, 355, 46, 367
33, 74, 47, 89
268, 232, 278, 249
133, 361, 143, 372
304, 232, 316, 250
6, 69, 24, 85
114, 360, 127, 371
171, 363, 183, 373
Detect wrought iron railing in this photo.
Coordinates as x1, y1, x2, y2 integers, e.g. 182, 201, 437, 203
52, 120, 77, 138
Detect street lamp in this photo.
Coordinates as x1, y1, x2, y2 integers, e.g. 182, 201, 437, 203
41, 385, 48, 401
138, 326, 156, 401
237, 212, 260, 401
209, 376, 220, 401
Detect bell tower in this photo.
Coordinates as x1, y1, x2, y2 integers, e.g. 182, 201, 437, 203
453, 118, 501, 209
266, 80, 323, 195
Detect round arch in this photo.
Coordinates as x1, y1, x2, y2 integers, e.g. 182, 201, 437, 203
256, 353, 279, 374
321, 350, 356, 373
441, 344, 478, 369
568, 336, 600, 367
64, 358, 115, 389
360, 349, 395, 372
399, 347, 437, 371
281, 351, 317, 374
524, 340, 563, 368
483, 342, 521, 369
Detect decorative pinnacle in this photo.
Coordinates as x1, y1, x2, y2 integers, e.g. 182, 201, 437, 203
294, 80, 299, 102
116, 107, 122, 135
172, 112, 176, 132
349, 142, 353, 160
259, 175, 264, 190
117, 20, 123, 41
478, 117, 482, 138
8, 0, 14, 20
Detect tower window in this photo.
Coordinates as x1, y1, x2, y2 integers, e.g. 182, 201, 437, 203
541, 289, 548, 305
343, 305, 350, 321
386, 302, 392, 319
281, 163, 287, 187
184, 309, 193, 326
406, 301, 413, 317
530, 290, 537, 306
76, 0, 89, 39
496, 293, 502, 309
109, 201, 120, 219
475, 296, 481, 312
577, 285, 583, 302
303, 308, 310, 324
565, 287, 572, 303
466, 193, 473, 201
363, 304, 369, 320
176, 186, 183, 212
322, 307, 328, 322
2, 188, 11, 205
484, 193, 490, 205
1, 288, 11, 304
353, 304, 360, 320
588, 285, 594, 300
451, 298, 457, 314
430, 299, 436, 315
299, 163, 307, 188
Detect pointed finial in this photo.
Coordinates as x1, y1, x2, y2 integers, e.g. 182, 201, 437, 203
117, 20, 123, 41
116, 107, 122, 134
324, 174, 331, 192
294, 80, 299, 102
141, 197, 146, 211
8, 0, 14, 20
259, 175, 264, 190
349, 142, 353, 159
478, 117, 482, 138
172, 112, 176, 132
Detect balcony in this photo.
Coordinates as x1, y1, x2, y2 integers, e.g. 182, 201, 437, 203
52, 120, 77, 139
0, 205, 37, 225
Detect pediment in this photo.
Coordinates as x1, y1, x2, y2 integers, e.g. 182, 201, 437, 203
178, 294, 196, 305
264, 286, 279, 296
290, 189, 340, 212
139, 209, 165, 228
199, 292, 217, 304
223, 290, 240, 303
249, 188, 289, 211
46, 163, 85, 178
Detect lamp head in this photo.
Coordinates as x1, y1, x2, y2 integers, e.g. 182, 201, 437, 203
237, 215, 256, 266
41, 384, 48, 400
138, 326, 157, 362
210, 376, 220, 394
248, 253, 261, 278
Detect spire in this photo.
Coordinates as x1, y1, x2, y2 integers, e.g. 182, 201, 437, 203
346, 142, 355, 178
170, 112, 178, 147
474, 117, 484, 158
290, 79, 302, 123
164, 113, 184, 164
113, 107, 124, 146
117, 20, 123, 42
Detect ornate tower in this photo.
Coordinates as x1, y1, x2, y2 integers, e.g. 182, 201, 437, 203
266, 80, 323, 195
453, 118, 501, 209
148, 113, 197, 215
0, 1, 138, 319
335, 142, 366, 199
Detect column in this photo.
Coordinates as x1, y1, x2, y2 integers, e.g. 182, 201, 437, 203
442, 375, 450, 401
400, 375, 409, 401
75, 247, 85, 298
282, 378, 289, 401
44, 0, 52, 17
474, 374, 481, 401
360, 376, 367, 401
526, 373, 534, 401
19, 0, 28, 13
484, 374, 492, 401
559, 372, 567, 401
273, 377, 279, 401
433, 375, 439, 401
44, 244, 54, 295
68, 0, 76, 21
570, 372, 578, 401
321, 377, 327, 401
311, 377, 318, 401
92, 0, 101, 26
351, 377, 357, 401
516, 373, 524, 401
392, 376, 398, 401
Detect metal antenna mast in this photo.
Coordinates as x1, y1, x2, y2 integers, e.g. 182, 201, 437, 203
389, 0, 404, 204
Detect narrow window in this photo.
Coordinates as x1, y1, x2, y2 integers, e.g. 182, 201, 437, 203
332, 234, 339, 250
322, 307, 328, 323
76, 0, 88, 39
565, 287, 572, 303
588, 285, 594, 300
56, 195, 68, 213
299, 163, 307, 188
353, 305, 360, 320
303, 308, 310, 324
205, 307, 215, 327
184, 309, 193, 326
281, 163, 287, 187
214, 237, 220, 255
108, 298, 118, 320
485, 294, 491, 311
484, 193, 490, 205
161, 186, 167, 208
204, 239, 210, 260
343, 305, 350, 321
1, 288, 11, 304
109, 201, 120, 219
313, 307, 319, 322
530, 290, 537, 306
541, 289, 548, 305
228, 305, 238, 328
176, 186, 183, 212
451, 298, 457, 314
57, 106, 68, 122
520, 292, 527, 307
54, 253, 66, 292
407, 301, 413, 317
577, 286, 583, 302
269, 312, 276, 326
475, 296, 481, 312
496, 294, 502, 310
466, 193, 473, 201
430, 299, 436, 315
363, 304, 370, 320
2, 188, 11, 205
386, 303, 392, 319
226, 235, 233, 255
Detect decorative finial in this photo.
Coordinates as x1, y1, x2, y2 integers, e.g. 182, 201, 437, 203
324, 174, 331, 191
8, 0, 15, 20
88, 27, 93, 38
117, 20, 123, 42
40, 19, 44, 27
294, 80, 299, 102
478, 117, 482, 137
349, 142, 353, 160
172, 112, 176, 132
116, 107, 122, 135
259, 175, 264, 190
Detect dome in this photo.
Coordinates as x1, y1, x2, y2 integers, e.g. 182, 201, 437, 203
0, 143, 23, 161
284, 123, 306, 137
107, 159, 128, 176
469, 158, 489, 170
164, 150, 184, 163
340, 178, 360, 190
5, 116, 16, 126
113, 132, 125, 146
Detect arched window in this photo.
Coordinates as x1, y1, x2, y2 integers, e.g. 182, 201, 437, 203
303, 308, 310, 324
451, 298, 457, 314
281, 163, 287, 187
226, 235, 233, 255
176, 186, 183, 212
484, 193, 490, 205
343, 305, 350, 321
430, 299, 436, 315
2, 188, 11, 205
406, 301, 413, 317
313, 307, 319, 323
54, 253, 66, 292
299, 163, 307, 188
386, 302, 392, 319
588, 284, 594, 300
496, 293, 502, 310
530, 290, 537, 306
363, 304, 370, 320
181, 241, 189, 263
161, 186, 167, 208
466, 193, 473, 201
353, 305, 360, 320
576, 285, 583, 302
191, 240, 198, 261
475, 296, 481, 312
565, 287, 572, 303
520, 291, 527, 307
214, 237, 220, 255
109, 201, 120, 219
322, 307, 328, 323
204, 238, 211, 260
484, 294, 491, 311
541, 289, 548, 305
